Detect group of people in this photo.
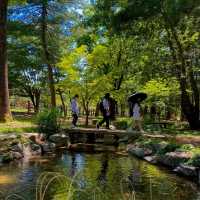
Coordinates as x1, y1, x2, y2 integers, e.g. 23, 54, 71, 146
70, 93, 144, 133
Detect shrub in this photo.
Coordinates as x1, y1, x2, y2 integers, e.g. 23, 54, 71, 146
176, 144, 194, 152
187, 155, 200, 167
114, 118, 131, 130
157, 142, 181, 155
114, 120, 128, 129
36, 109, 61, 139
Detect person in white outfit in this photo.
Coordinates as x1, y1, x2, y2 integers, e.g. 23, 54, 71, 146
71, 94, 79, 128
132, 101, 144, 133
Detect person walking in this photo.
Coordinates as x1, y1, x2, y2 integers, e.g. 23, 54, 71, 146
96, 93, 111, 129
132, 101, 144, 133
71, 94, 79, 128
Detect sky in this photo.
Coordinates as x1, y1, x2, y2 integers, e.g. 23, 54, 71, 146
9, 0, 90, 35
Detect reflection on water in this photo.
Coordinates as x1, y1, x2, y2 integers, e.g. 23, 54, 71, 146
0, 150, 200, 200
0, 175, 16, 185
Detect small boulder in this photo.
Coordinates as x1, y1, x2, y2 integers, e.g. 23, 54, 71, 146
11, 151, 23, 160
41, 142, 56, 153
158, 151, 192, 168
29, 143, 42, 155
174, 164, 198, 177
128, 147, 152, 158
10, 143, 23, 154
2, 153, 13, 163
144, 156, 157, 164
49, 134, 69, 147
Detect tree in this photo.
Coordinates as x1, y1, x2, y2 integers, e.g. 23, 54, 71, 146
59, 45, 107, 125
91, 0, 200, 129
40, 0, 56, 107
12, 0, 82, 108
0, 0, 12, 122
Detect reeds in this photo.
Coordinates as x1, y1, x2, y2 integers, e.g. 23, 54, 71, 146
1, 171, 178, 200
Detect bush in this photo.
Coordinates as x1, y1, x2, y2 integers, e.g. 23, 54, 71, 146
36, 109, 61, 139
157, 142, 181, 155
187, 155, 200, 167
176, 144, 194, 152
114, 120, 128, 129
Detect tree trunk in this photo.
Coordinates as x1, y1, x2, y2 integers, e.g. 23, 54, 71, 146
26, 87, 40, 113
95, 103, 100, 116
41, 2, 56, 108
120, 104, 125, 116
85, 101, 89, 127
163, 15, 200, 129
82, 98, 89, 127
34, 89, 40, 113
0, 0, 12, 122
58, 89, 67, 118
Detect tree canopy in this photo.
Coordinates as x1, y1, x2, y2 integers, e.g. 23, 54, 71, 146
0, 0, 199, 129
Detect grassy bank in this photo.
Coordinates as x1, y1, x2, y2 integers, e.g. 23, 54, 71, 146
0, 112, 37, 134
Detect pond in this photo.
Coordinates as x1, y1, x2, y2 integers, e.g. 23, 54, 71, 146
0, 150, 200, 200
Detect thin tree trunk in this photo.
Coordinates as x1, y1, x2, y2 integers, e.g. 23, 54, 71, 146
25, 87, 40, 113
120, 104, 125, 116
0, 0, 12, 122
58, 89, 67, 118
85, 101, 89, 127
34, 89, 41, 113
82, 97, 89, 127
95, 103, 100, 116
41, 2, 56, 108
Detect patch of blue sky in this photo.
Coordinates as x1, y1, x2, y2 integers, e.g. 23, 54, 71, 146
9, 4, 41, 24
9, 2, 85, 36
62, 20, 74, 36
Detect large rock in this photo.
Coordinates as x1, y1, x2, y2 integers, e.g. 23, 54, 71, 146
144, 156, 157, 164
2, 152, 14, 163
158, 151, 192, 168
10, 143, 23, 154
49, 134, 69, 147
11, 151, 23, 160
174, 164, 198, 177
29, 143, 42, 155
41, 142, 56, 153
128, 146, 152, 158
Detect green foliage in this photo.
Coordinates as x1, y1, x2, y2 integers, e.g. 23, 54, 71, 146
114, 119, 129, 130
158, 143, 181, 155
187, 154, 200, 167
176, 144, 194, 152
142, 78, 179, 101
6, 0, 200, 129
36, 109, 61, 138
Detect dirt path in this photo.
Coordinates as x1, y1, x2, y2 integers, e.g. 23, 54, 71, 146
143, 132, 200, 146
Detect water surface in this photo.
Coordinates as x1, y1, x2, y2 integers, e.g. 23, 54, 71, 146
0, 150, 199, 200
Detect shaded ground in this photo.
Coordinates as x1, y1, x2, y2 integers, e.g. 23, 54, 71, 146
0, 112, 37, 134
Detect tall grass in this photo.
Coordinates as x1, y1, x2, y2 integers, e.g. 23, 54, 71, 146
1, 171, 139, 200
1, 171, 179, 200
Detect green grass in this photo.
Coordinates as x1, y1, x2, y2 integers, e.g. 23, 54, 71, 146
11, 107, 28, 113
0, 113, 37, 134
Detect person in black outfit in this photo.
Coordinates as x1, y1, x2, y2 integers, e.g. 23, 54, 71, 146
96, 93, 111, 129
